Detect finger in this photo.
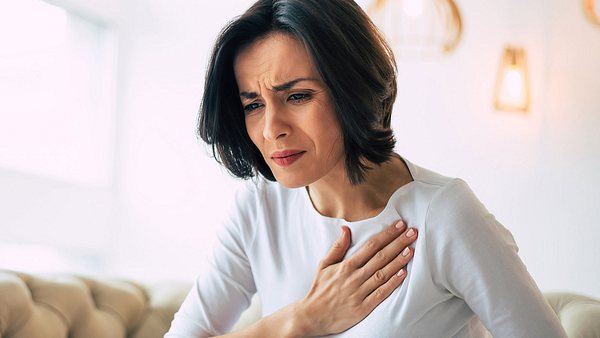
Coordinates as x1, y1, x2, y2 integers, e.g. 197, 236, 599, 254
347, 219, 406, 269
319, 226, 352, 268
357, 227, 418, 283
357, 245, 414, 300
361, 267, 407, 312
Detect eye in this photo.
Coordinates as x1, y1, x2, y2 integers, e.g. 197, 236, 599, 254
288, 92, 312, 103
243, 102, 263, 115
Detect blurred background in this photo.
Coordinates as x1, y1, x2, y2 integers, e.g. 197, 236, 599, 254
0, 0, 599, 299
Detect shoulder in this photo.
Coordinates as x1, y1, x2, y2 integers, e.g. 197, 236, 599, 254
407, 164, 518, 266
404, 160, 485, 226
404, 160, 479, 219
404, 160, 508, 243
406, 159, 457, 189
427, 178, 484, 222
425, 177, 497, 241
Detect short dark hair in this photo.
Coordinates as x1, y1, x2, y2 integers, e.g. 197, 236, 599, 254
198, 0, 397, 184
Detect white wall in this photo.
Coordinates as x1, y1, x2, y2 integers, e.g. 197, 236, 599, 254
0, 0, 119, 275
2, 0, 598, 297
104, 0, 256, 281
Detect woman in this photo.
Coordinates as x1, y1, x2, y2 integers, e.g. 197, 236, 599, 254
166, 0, 567, 337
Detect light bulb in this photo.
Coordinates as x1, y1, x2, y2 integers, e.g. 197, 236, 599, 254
493, 46, 530, 113
504, 68, 524, 100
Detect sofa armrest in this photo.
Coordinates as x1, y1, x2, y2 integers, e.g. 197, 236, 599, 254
545, 292, 600, 338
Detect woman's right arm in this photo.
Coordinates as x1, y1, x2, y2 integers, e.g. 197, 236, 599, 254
217, 220, 417, 338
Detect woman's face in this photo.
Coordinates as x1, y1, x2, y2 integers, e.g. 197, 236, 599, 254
234, 32, 345, 188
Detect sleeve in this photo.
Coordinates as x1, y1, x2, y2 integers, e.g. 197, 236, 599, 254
425, 179, 567, 338
165, 184, 258, 337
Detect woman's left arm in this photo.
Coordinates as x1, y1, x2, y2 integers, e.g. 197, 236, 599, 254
425, 179, 567, 338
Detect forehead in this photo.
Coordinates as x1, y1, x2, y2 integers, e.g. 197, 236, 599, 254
234, 32, 319, 89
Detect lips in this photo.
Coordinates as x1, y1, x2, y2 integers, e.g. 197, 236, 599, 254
271, 150, 306, 167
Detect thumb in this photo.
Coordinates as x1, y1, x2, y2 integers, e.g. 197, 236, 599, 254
320, 226, 352, 268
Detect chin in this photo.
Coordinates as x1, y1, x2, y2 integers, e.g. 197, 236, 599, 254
271, 172, 314, 189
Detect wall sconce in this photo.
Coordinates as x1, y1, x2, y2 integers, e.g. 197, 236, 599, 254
368, 0, 462, 56
493, 46, 530, 113
583, 0, 600, 26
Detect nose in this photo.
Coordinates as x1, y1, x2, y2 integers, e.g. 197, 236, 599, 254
262, 103, 291, 141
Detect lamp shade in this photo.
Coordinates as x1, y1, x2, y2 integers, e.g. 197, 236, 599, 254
368, 0, 462, 56
493, 46, 530, 113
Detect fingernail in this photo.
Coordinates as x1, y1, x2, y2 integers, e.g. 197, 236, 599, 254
406, 228, 415, 237
395, 219, 404, 229
401, 247, 410, 256
396, 269, 406, 277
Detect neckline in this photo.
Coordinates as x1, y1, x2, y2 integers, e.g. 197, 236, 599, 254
301, 156, 417, 226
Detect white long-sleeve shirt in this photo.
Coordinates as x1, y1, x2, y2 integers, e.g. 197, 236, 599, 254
166, 159, 566, 337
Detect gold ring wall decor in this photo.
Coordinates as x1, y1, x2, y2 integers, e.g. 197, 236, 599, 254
368, 0, 463, 56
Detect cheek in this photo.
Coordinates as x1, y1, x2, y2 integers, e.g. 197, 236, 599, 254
314, 99, 342, 143
245, 118, 263, 149
319, 115, 343, 147
327, 127, 345, 161
311, 125, 343, 163
327, 132, 344, 158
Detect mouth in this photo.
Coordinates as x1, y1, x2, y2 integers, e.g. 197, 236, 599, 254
271, 150, 306, 167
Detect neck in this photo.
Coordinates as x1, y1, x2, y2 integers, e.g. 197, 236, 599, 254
306, 154, 413, 222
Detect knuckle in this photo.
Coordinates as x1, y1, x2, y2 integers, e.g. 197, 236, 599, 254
357, 266, 368, 280
339, 260, 353, 273
345, 273, 359, 287
350, 294, 364, 306
375, 250, 386, 262
374, 269, 386, 282
341, 278, 353, 290
385, 226, 397, 235
365, 238, 378, 250
374, 288, 384, 300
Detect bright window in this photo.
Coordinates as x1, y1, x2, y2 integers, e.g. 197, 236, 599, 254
0, 0, 116, 187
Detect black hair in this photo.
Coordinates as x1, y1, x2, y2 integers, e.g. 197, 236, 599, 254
198, 0, 397, 184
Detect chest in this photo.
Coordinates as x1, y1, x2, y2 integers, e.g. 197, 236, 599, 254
245, 192, 479, 336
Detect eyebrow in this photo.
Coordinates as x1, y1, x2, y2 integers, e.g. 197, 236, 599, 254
239, 77, 318, 99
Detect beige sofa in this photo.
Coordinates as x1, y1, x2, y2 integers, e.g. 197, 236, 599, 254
1, 270, 599, 338
0, 270, 190, 338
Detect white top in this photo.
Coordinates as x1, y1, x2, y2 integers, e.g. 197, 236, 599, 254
166, 159, 566, 337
